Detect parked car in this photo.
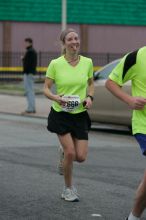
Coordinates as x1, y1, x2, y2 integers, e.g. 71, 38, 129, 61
88, 59, 132, 126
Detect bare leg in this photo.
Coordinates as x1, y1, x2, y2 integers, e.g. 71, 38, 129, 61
132, 170, 146, 217
58, 133, 75, 188
73, 138, 88, 162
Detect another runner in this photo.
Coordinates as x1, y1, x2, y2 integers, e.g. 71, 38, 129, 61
106, 47, 146, 220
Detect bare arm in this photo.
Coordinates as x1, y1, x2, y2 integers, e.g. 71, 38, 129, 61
105, 79, 146, 110
43, 77, 66, 105
87, 77, 94, 97
84, 78, 95, 108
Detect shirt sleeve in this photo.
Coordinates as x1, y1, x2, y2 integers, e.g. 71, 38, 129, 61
109, 50, 138, 86
46, 60, 55, 80
88, 59, 94, 79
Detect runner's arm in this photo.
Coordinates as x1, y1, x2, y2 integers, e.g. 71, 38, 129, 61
43, 77, 62, 103
84, 78, 94, 108
105, 79, 146, 110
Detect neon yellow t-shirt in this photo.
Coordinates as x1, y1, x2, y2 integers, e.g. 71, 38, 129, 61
46, 55, 93, 114
109, 47, 146, 134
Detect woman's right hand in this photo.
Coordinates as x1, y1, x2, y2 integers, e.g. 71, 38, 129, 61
54, 95, 67, 106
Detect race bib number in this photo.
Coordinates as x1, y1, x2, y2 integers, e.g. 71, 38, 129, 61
61, 95, 80, 112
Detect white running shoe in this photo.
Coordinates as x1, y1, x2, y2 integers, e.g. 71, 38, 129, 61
62, 186, 79, 196
61, 187, 79, 202
58, 146, 64, 175
71, 186, 79, 197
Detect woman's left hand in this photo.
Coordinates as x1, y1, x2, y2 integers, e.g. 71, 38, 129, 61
83, 97, 93, 109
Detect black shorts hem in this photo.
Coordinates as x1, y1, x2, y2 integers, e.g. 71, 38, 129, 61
47, 107, 91, 140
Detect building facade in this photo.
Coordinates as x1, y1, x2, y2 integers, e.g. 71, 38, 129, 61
0, 0, 146, 66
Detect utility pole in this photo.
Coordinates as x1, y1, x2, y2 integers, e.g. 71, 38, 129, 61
62, 0, 67, 31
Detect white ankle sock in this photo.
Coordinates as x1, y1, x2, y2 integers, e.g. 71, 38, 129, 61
128, 212, 140, 220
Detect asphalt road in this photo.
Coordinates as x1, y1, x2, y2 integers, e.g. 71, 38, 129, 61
0, 113, 145, 220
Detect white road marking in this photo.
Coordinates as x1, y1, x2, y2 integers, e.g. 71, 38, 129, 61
91, 213, 102, 217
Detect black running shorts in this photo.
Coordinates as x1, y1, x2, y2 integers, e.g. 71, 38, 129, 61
47, 107, 91, 140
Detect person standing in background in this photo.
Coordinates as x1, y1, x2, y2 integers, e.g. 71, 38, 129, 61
44, 28, 94, 202
22, 38, 37, 114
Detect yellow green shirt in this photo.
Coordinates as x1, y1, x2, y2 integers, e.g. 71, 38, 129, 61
46, 55, 93, 114
109, 47, 146, 134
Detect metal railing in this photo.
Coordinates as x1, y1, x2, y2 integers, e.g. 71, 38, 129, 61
0, 51, 124, 81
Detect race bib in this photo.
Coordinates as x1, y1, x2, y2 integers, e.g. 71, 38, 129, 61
61, 95, 80, 112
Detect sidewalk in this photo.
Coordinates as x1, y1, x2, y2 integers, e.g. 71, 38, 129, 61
0, 94, 51, 118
